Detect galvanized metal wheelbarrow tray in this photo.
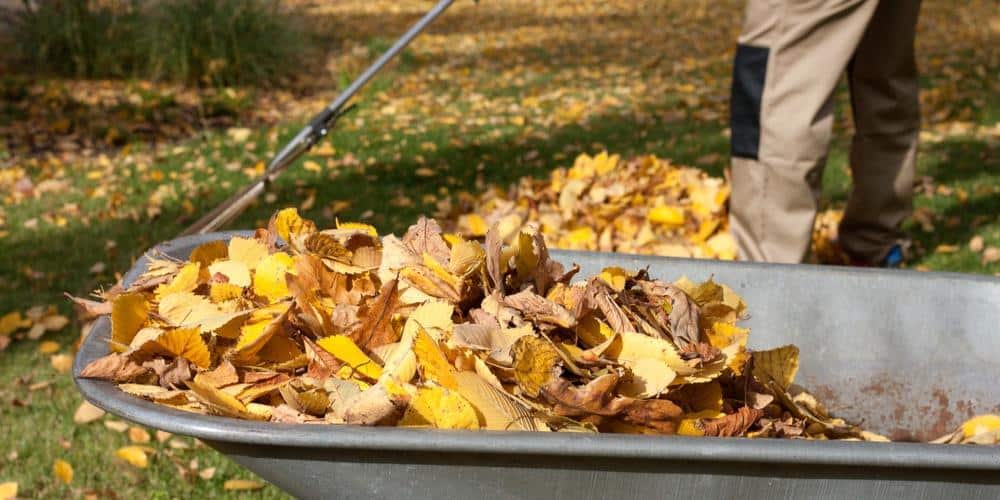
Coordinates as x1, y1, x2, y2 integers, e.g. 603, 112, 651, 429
75, 232, 1000, 500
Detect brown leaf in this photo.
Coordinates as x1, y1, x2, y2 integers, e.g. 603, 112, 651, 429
663, 285, 701, 347
701, 406, 763, 437
403, 217, 451, 266
485, 225, 504, 294
679, 342, 722, 363
352, 278, 400, 349
343, 384, 409, 426
197, 360, 238, 388
81, 353, 156, 384
66, 293, 112, 321
158, 357, 192, 388
503, 289, 576, 329
620, 399, 683, 433
541, 373, 626, 417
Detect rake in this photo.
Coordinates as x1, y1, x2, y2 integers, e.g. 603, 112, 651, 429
180, 0, 456, 236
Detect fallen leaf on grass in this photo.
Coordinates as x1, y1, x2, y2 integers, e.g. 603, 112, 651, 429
224, 479, 265, 491
53, 459, 73, 484
50, 354, 73, 373
128, 426, 151, 444
0, 482, 17, 500
73, 401, 105, 424
115, 446, 148, 468
39, 341, 61, 354
105, 420, 129, 432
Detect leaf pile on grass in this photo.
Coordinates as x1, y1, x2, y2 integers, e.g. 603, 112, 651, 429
439, 152, 854, 263
77, 208, 1000, 442
8, 0, 308, 87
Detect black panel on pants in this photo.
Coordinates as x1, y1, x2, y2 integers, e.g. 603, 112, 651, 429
730, 44, 769, 160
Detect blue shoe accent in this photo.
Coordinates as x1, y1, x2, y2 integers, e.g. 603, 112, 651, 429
880, 245, 904, 268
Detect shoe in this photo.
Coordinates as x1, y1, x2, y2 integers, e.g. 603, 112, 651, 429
849, 244, 904, 268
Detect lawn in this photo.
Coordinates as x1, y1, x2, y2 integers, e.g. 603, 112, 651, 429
0, 0, 997, 497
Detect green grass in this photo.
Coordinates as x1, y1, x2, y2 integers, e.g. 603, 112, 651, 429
1, 1, 998, 497
8, 0, 308, 86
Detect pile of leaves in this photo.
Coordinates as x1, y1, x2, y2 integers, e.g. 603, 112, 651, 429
78, 208, 886, 440
439, 151, 857, 264
440, 152, 738, 260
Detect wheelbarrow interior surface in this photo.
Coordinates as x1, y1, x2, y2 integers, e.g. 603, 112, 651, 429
75, 232, 1000, 499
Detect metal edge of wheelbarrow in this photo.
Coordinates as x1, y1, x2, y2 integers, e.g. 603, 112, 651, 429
73, 232, 1000, 498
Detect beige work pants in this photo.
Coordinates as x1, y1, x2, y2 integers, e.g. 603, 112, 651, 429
728, 0, 922, 263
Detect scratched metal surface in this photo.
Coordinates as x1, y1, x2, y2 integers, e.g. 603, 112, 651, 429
75, 232, 1000, 499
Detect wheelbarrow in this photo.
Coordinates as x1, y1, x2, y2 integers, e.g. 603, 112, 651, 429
75, 232, 1000, 499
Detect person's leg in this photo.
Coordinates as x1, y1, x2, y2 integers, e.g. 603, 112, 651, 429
839, 1, 922, 263
729, 0, 879, 263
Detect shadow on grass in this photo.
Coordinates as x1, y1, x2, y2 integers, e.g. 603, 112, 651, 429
906, 137, 999, 263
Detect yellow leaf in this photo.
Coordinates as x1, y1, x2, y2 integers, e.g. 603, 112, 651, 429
53, 458, 73, 484
592, 151, 619, 175
598, 266, 629, 292
188, 240, 228, 268
224, 479, 265, 491
461, 213, 489, 237
73, 401, 105, 424
233, 304, 287, 361
405, 300, 454, 342
0, 482, 17, 500
648, 205, 685, 226
39, 341, 60, 354
707, 232, 737, 260
252, 252, 294, 303
208, 260, 251, 287
752, 345, 800, 392
677, 410, 724, 437
575, 315, 613, 348
511, 336, 560, 397
157, 291, 220, 326
399, 386, 480, 430
154, 262, 201, 299
678, 418, 705, 436
448, 238, 485, 276
335, 221, 378, 237
412, 326, 458, 390
454, 371, 538, 431
606, 331, 687, 372
210, 282, 244, 302
707, 322, 750, 374
228, 237, 268, 271
962, 414, 1000, 439
0, 311, 31, 336
256, 334, 303, 363
111, 293, 149, 351
317, 335, 383, 380
618, 357, 675, 398
187, 376, 266, 420
115, 446, 148, 468
561, 227, 595, 249
50, 353, 73, 373
152, 327, 211, 368
272, 207, 316, 242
